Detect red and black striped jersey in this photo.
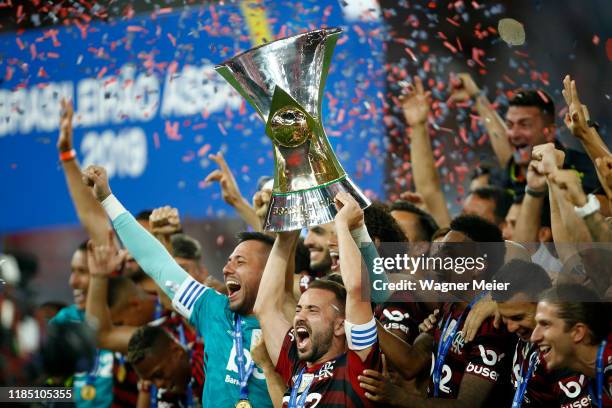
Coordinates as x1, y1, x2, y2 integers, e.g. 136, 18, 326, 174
155, 312, 205, 406
275, 329, 381, 408
512, 338, 593, 407
111, 353, 139, 408
156, 339, 205, 407
374, 292, 428, 344
428, 303, 515, 404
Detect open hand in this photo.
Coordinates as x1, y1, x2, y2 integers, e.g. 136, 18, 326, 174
82, 165, 112, 202
562, 75, 591, 139
399, 76, 431, 127
204, 152, 245, 207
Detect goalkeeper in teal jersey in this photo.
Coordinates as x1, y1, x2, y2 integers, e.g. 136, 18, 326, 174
82, 165, 274, 407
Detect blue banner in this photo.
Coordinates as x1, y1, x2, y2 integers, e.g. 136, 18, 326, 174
0, 0, 387, 233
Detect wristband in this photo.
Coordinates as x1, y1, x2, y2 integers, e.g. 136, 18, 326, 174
59, 149, 76, 162
525, 185, 547, 198
574, 193, 600, 218
101, 194, 127, 221
350, 224, 372, 247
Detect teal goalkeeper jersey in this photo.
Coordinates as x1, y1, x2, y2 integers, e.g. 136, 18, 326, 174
185, 286, 272, 407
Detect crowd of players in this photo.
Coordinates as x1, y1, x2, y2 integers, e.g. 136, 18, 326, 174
2, 70, 611, 408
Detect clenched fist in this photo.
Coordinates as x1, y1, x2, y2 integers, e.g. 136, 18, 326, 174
82, 165, 112, 202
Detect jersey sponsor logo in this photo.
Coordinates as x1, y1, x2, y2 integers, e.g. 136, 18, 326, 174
226, 343, 266, 380
478, 345, 503, 366
382, 308, 409, 322
383, 322, 409, 335
558, 375, 585, 399
466, 362, 499, 381
560, 396, 592, 408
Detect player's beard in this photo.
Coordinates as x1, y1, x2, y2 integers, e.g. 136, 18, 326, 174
301, 326, 334, 363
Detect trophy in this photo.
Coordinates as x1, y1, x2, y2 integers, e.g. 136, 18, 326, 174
216, 28, 370, 231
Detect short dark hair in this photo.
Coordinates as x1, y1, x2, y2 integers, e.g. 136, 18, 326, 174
450, 214, 504, 243
294, 239, 311, 275
364, 202, 407, 243
127, 325, 173, 365
135, 210, 153, 222
171, 234, 202, 261
390, 200, 439, 241
492, 259, 551, 302
450, 214, 506, 278
508, 89, 555, 124
470, 186, 514, 224
307, 279, 346, 315
321, 273, 344, 286
236, 231, 275, 247
107, 276, 138, 309
538, 283, 607, 344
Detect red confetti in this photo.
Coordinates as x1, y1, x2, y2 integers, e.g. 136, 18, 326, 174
446, 17, 460, 27
197, 144, 211, 157
592, 35, 600, 45
443, 41, 458, 53
4, 66, 14, 81
153, 132, 160, 149
165, 120, 182, 140
47, 52, 59, 58
404, 47, 418, 62
96, 66, 107, 79
127, 26, 146, 32
167, 33, 176, 47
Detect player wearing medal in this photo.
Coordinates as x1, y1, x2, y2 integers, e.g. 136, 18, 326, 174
359, 215, 515, 407
491, 260, 593, 407
254, 192, 382, 407
81, 165, 275, 407
531, 284, 612, 408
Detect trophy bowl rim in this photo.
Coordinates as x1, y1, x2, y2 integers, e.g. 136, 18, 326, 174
214, 26, 343, 70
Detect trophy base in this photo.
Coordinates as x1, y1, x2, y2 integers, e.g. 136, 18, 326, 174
263, 176, 371, 232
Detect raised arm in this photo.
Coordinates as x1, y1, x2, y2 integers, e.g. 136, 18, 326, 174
253, 231, 299, 366
82, 165, 190, 302
449, 73, 513, 167
85, 238, 135, 354
402, 76, 451, 228
562, 75, 610, 172
513, 160, 547, 245
549, 169, 612, 242
58, 99, 110, 245
334, 192, 377, 361
205, 152, 262, 231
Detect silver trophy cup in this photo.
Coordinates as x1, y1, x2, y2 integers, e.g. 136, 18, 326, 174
216, 27, 370, 231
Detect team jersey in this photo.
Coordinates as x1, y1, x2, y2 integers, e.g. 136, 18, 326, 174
156, 339, 205, 407
111, 354, 138, 407
428, 303, 515, 404
173, 277, 272, 407
374, 292, 428, 344
511, 338, 593, 408
50, 304, 113, 408
275, 329, 381, 407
